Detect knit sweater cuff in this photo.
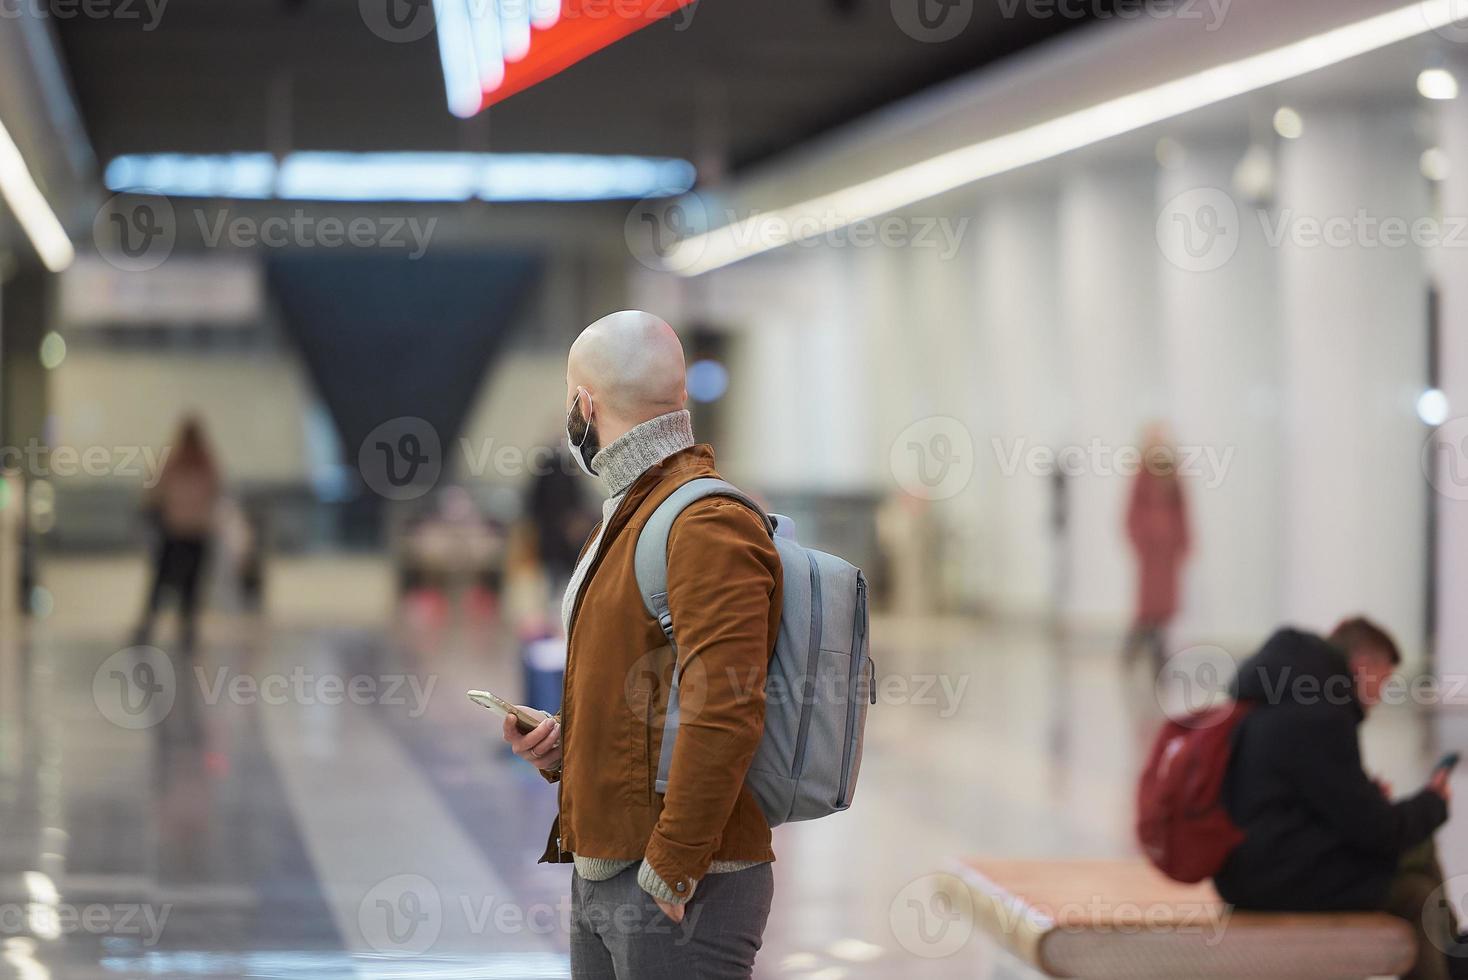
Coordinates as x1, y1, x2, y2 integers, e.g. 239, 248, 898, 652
636, 859, 692, 906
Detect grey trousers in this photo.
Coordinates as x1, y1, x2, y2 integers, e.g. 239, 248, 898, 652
569, 863, 774, 980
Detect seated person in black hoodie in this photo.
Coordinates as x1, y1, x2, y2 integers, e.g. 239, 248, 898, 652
1217, 618, 1457, 980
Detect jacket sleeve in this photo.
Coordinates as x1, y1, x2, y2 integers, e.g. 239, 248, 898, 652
1280, 708, 1448, 856
641, 498, 779, 898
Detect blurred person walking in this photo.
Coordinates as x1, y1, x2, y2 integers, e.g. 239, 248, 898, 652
1123, 424, 1190, 670
503, 310, 782, 979
526, 445, 598, 593
134, 417, 220, 655
1217, 619, 1464, 980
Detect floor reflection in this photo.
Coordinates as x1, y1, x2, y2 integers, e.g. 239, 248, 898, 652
1, 557, 1459, 979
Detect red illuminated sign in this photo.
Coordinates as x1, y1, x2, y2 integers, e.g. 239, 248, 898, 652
481, 0, 701, 109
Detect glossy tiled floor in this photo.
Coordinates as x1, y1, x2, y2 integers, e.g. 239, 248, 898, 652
3, 556, 1464, 979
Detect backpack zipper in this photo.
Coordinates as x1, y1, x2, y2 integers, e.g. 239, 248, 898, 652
836, 574, 868, 808
789, 552, 825, 781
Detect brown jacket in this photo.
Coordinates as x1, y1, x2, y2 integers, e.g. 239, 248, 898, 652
538, 445, 783, 894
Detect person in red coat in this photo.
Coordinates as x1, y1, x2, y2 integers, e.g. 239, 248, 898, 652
1124, 424, 1191, 670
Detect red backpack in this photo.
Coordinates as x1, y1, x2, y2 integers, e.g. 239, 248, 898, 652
1136, 701, 1255, 883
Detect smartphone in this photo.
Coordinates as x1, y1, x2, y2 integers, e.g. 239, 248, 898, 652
1436, 751, 1461, 775
466, 690, 547, 735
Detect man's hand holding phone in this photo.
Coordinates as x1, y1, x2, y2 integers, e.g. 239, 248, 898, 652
504, 709, 562, 772
1430, 751, 1458, 805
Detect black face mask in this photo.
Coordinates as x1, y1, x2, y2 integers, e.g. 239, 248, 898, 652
566, 395, 600, 477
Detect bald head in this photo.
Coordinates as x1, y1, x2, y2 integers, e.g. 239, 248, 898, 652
567, 311, 687, 433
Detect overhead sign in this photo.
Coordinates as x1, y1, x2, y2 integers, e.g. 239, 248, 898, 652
435, 0, 701, 117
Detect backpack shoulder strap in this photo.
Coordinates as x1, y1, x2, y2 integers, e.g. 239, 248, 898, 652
634, 477, 773, 797
634, 477, 773, 643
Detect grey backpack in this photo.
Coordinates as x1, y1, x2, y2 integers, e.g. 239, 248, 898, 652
634, 478, 874, 826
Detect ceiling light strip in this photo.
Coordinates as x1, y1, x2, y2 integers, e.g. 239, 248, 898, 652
434, 0, 487, 118
668, 0, 1456, 276
0, 116, 74, 273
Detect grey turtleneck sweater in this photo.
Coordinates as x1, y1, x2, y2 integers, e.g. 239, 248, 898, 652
560, 409, 767, 904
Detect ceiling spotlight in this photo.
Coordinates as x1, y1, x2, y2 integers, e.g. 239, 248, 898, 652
1232, 144, 1275, 204
1419, 388, 1450, 427
1419, 68, 1459, 100
1272, 106, 1304, 139
38, 331, 66, 371
1422, 147, 1451, 181
1155, 137, 1186, 169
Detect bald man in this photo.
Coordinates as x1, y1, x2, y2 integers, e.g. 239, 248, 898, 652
504, 311, 784, 979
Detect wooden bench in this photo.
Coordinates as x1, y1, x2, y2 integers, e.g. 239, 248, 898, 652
946, 859, 1416, 979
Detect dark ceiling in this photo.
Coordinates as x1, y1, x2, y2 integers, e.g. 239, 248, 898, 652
54, 0, 1108, 178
